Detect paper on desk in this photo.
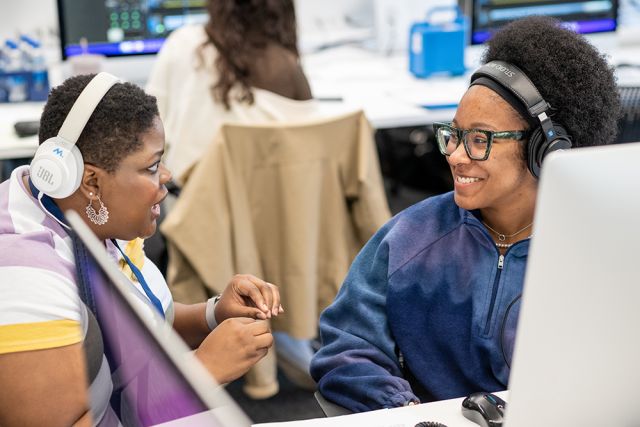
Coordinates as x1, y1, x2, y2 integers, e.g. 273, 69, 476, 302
0, 103, 42, 159
252, 396, 480, 427
385, 76, 468, 110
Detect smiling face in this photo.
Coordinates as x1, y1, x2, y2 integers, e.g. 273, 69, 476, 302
94, 116, 171, 240
448, 85, 537, 217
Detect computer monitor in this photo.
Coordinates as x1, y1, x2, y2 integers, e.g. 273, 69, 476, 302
56, 0, 208, 59
468, 0, 618, 44
503, 142, 640, 426
67, 210, 252, 427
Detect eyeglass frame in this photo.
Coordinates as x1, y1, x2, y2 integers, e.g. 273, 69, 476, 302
432, 121, 531, 161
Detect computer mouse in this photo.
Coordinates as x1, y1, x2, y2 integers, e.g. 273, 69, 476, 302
461, 392, 506, 427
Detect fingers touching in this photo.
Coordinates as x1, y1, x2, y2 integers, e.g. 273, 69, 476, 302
232, 274, 283, 319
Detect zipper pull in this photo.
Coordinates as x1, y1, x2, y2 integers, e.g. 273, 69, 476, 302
497, 254, 504, 270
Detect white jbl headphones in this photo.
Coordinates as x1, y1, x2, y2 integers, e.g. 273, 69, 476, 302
30, 72, 122, 199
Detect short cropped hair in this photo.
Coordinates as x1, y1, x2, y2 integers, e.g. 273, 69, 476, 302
482, 16, 620, 147
38, 74, 159, 172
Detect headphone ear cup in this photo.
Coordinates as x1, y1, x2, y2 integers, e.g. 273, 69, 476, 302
30, 137, 84, 198
527, 127, 545, 179
527, 125, 572, 179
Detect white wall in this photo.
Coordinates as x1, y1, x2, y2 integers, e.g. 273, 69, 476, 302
3, 0, 639, 46
1, 0, 638, 84
0, 0, 58, 45
373, 0, 455, 53
293, 0, 375, 52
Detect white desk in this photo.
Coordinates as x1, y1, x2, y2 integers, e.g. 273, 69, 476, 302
0, 47, 453, 161
253, 391, 508, 427
303, 45, 464, 128
302, 40, 640, 129
0, 102, 43, 160
2, 41, 639, 161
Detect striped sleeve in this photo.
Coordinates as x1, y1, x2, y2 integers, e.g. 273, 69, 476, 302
0, 266, 84, 354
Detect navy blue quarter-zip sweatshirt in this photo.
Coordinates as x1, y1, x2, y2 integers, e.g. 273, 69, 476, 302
311, 192, 529, 412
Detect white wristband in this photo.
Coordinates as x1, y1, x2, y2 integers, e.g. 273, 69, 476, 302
205, 295, 221, 330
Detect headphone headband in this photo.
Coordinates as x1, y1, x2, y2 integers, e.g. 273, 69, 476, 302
470, 60, 549, 120
57, 72, 121, 145
469, 60, 572, 178
30, 72, 122, 198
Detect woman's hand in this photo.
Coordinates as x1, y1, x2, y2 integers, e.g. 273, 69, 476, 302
215, 274, 283, 323
195, 318, 273, 384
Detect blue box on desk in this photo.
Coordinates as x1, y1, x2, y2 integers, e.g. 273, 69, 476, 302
409, 7, 467, 78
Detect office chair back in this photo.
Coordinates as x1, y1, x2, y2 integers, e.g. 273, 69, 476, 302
314, 391, 353, 417
617, 85, 640, 144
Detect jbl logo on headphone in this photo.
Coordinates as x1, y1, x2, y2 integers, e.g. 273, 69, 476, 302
29, 72, 121, 199
36, 166, 55, 187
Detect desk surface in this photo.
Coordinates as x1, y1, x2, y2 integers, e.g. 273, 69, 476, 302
303, 45, 464, 128
302, 37, 640, 129
253, 391, 508, 427
2, 41, 639, 161
0, 102, 43, 160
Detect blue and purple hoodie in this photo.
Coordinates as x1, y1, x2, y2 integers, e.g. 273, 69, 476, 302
310, 192, 530, 412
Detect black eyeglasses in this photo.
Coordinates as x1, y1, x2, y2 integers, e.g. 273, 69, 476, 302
432, 122, 530, 161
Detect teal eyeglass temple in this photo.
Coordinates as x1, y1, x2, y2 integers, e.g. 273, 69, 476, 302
433, 122, 530, 161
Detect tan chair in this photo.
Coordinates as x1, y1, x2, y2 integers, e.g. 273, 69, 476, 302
161, 110, 391, 398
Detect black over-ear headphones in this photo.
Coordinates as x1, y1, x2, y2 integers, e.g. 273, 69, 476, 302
470, 60, 572, 178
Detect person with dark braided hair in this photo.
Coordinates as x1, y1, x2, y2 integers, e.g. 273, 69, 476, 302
310, 16, 621, 412
146, 0, 314, 182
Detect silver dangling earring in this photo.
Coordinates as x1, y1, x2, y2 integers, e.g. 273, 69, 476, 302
86, 192, 109, 225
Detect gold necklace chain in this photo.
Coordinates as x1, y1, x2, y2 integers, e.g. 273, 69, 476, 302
483, 221, 533, 242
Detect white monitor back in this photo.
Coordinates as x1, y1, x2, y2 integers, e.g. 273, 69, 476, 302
504, 142, 640, 426
372, 0, 455, 54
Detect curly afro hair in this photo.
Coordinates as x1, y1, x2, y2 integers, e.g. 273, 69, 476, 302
482, 16, 620, 147
38, 74, 159, 173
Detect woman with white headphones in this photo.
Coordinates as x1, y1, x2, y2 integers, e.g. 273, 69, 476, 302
0, 73, 282, 426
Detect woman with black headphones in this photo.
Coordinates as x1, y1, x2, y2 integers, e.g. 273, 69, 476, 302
311, 16, 621, 412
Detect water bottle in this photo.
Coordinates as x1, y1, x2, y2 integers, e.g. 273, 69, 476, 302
20, 35, 49, 101
0, 44, 8, 102
0, 43, 8, 70
18, 36, 35, 71
2, 40, 29, 102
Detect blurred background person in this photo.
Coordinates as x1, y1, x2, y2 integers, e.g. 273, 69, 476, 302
146, 0, 313, 183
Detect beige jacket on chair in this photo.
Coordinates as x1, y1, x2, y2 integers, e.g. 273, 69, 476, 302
161, 110, 391, 338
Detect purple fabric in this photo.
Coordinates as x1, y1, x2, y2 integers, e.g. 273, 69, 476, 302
311, 192, 529, 411
0, 177, 16, 235
0, 233, 76, 281
77, 238, 226, 426
0, 168, 75, 281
